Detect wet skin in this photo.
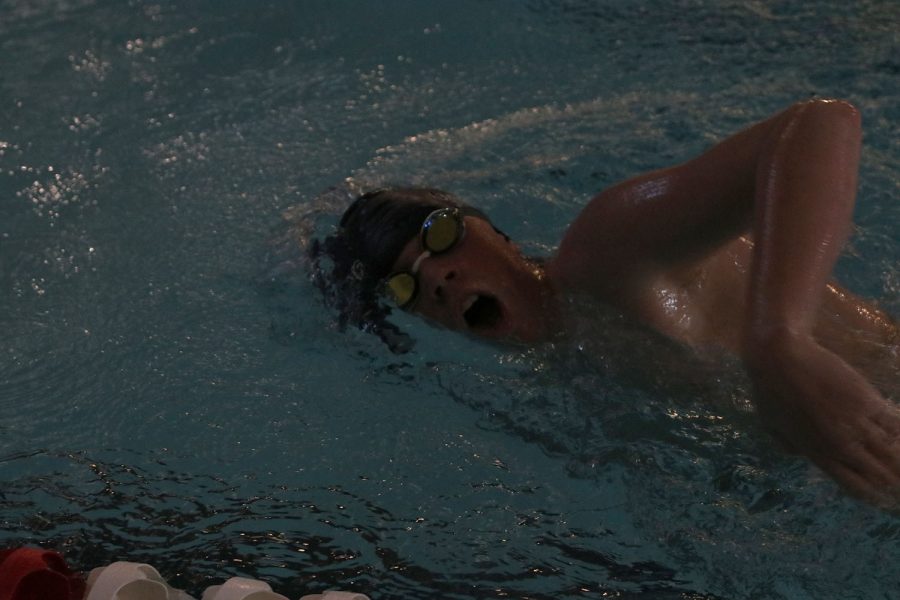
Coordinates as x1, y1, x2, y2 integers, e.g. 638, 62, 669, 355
391, 99, 900, 508
395, 223, 897, 363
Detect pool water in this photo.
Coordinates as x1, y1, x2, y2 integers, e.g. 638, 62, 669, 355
1, 1, 899, 598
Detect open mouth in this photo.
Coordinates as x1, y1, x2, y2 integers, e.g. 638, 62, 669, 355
463, 294, 503, 331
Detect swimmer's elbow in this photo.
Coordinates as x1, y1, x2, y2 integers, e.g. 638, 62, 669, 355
789, 98, 861, 131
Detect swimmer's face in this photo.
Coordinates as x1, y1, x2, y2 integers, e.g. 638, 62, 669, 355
389, 215, 557, 343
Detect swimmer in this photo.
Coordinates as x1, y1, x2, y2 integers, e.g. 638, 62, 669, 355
313, 99, 900, 507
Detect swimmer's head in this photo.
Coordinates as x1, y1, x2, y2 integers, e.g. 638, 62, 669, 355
310, 187, 491, 352
339, 188, 490, 287
312, 186, 558, 350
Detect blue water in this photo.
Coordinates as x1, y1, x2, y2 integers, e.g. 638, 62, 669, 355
1, 1, 899, 598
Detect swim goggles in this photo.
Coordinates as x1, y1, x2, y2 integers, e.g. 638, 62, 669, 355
383, 207, 473, 309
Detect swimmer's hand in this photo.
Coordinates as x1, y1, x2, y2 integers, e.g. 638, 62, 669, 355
746, 330, 900, 509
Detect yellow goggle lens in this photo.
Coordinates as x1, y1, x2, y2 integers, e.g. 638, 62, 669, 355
422, 210, 461, 253
385, 272, 417, 307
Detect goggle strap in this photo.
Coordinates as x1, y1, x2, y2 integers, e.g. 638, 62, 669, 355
410, 249, 431, 274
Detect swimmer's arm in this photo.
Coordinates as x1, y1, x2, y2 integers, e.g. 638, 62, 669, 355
556, 99, 866, 336
554, 99, 900, 506
737, 100, 900, 507
554, 100, 839, 286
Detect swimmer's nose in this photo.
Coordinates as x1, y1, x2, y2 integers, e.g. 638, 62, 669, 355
428, 269, 457, 304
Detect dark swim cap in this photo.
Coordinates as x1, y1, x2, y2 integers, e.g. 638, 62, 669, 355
309, 187, 489, 353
